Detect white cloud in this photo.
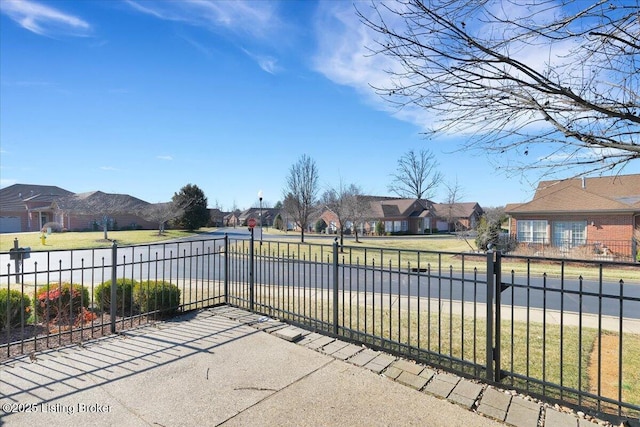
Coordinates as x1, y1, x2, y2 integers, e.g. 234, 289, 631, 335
311, 2, 435, 130
126, 0, 280, 39
157, 155, 173, 161
1, 0, 91, 37
242, 48, 281, 74
100, 166, 118, 171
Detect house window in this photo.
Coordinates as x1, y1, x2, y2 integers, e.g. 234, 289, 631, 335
517, 220, 548, 243
553, 221, 586, 248
384, 221, 407, 232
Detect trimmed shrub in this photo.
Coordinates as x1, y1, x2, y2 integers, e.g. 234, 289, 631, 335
375, 221, 385, 236
134, 281, 180, 316
35, 283, 90, 324
0, 289, 31, 331
94, 278, 137, 313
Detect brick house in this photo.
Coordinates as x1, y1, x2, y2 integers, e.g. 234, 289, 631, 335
208, 208, 226, 227
0, 184, 161, 232
431, 202, 484, 232
0, 184, 74, 232
320, 196, 483, 235
505, 174, 640, 261
237, 208, 278, 228
52, 191, 156, 231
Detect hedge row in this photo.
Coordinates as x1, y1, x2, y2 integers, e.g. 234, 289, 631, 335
0, 280, 180, 331
94, 279, 181, 316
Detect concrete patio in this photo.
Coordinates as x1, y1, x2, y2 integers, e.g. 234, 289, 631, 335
0, 306, 620, 427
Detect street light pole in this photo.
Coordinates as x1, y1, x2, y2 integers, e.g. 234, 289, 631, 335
258, 190, 263, 244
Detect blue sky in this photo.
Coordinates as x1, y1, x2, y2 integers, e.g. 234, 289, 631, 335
2, 1, 635, 211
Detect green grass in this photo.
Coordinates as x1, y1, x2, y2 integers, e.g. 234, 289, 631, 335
0, 229, 213, 252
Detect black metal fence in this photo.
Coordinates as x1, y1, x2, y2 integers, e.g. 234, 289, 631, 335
2, 234, 639, 421
1, 237, 227, 359
226, 236, 640, 421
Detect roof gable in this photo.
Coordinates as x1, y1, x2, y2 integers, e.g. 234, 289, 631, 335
507, 174, 640, 214
55, 191, 150, 213
0, 184, 73, 212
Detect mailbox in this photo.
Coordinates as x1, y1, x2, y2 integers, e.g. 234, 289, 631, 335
9, 247, 30, 260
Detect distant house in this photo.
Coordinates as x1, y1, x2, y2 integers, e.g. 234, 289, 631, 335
52, 191, 155, 231
0, 184, 73, 233
320, 196, 483, 235
224, 211, 240, 227
432, 202, 484, 232
0, 184, 160, 233
505, 174, 640, 261
237, 207, 277, 228
208, 208, 226, 227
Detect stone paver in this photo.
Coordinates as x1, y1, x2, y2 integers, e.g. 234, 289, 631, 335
263, 323, 289, 333
252, 319, 285, 331
578, 418, 602, 427
382, 365, 403, 380
304, 335, 335, 350
396, 371, 430, 390
297, 332, 324, 346
364, 353, 396, 374
424, 373, 460, 398
332, 344, 362, 361
448, 379, 484, 409
419, 368, 435, 381
320, 340, 350, 355
545, 408, 578, 427
477, 388, 512, 421
391, 359, 424, 375
273, 326, 304, 342
505, 396, 541, 427
348, 348, 379, 367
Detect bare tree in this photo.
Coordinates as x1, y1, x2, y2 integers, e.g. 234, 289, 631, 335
443, 177, 465, 232
322, 180, 361, 249
56, 191, 149, 240
283, 155, 320, 243
345, 187, 370, 243
137, 202, 184, 235
359, 0, 639, 179
388, 149, 442, 199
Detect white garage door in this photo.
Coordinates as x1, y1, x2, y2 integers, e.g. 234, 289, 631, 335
0, 217, 21, 233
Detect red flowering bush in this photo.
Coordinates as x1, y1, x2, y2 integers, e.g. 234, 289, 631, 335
35, 283, 90, 325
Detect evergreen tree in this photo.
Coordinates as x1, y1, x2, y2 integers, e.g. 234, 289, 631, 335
172, 184, 209, 230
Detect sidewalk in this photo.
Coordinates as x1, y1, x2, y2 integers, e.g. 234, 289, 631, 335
0, 306, 610, 427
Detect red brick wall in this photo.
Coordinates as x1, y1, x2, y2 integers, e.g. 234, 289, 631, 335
509, 213, 636, 258
509, 214, 633, 242
61, 213, 156, 231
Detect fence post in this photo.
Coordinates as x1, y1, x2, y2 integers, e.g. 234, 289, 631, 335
224, 234, 229, 304
332, 238, 339, 336
486, 250, 494, 382
110, 241, 117, 334
249, 227, 254, 312
494, 251, 502, 382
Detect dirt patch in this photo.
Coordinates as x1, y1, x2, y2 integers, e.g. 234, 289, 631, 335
588, 334, 620, 401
